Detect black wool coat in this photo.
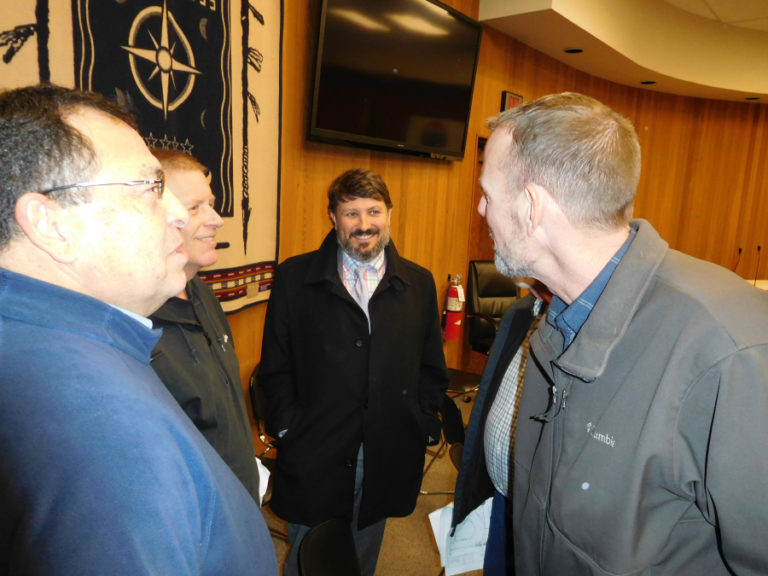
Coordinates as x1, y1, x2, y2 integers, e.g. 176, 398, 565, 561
259, 230, 449, 529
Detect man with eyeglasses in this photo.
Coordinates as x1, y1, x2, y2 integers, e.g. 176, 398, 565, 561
0, 84, 278, 575
148, 149, 262, 505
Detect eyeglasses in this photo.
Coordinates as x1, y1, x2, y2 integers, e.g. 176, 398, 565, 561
37, 175, 165, 199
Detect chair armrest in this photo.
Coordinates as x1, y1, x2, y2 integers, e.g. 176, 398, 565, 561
466, 311, 496, 324
466, 312, 496, 338
466, 312, 498, 355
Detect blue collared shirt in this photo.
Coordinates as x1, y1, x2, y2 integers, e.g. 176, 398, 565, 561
548, 227, 636, 349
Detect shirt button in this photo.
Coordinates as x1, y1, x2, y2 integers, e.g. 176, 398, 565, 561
344, 459, 355, 468
354, 338, 363, 348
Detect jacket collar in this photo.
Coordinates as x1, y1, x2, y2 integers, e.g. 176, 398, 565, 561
150, 277, 201, 327
531, 219, 668, 382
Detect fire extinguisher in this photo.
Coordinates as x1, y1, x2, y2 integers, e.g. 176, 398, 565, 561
443, 274, 465, 341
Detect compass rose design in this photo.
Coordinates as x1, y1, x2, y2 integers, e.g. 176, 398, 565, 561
122, 1, 201, 118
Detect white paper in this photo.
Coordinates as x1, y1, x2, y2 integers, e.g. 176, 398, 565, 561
429, 497, 492, 575
255, 457, 271, 507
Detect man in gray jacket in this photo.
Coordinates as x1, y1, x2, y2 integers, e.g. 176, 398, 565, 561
479, 91, 768, 574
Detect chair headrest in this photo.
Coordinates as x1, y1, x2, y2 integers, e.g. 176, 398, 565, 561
469, 260, 520, 298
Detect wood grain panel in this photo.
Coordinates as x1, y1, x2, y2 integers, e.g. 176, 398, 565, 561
674, 101, 753, 267
733, 104, 768, 281
229, 1, 768, 379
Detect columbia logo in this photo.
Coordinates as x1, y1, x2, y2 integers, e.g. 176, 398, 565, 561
586, 422, 616, 448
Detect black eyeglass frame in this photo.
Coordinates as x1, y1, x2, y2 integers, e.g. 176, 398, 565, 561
37, 176, 165, 198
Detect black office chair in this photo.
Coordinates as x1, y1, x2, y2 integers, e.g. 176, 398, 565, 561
420, 394, 465, 495
299, 517, 362, 576
440, 393, 465, 472
446, 367, 481, 403
466, 260, 520, 355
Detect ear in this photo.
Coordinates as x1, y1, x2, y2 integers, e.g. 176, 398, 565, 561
523, 183, 548, 233
329, 209, 337, 226
14, 193, 78, 263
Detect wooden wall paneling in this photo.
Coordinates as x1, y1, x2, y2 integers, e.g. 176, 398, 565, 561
449, 0, 478, 17
630, 92, 695, 247
732, 104, 768, 280
269, 0, 483, 370
227, 301, 267, 446
467, 26, 768, 277
229, 0, 768, 386
673, 100, 755, 268
751, 105, 768, 280
468, 138, 494, 263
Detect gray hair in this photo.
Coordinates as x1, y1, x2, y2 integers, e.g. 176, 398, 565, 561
487, 92, 641, 230
0, 84, 136, 250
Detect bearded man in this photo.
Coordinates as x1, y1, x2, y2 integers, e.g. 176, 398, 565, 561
259, 168, 448, 576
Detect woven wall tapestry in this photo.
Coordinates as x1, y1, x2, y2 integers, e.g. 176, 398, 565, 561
1, 0, 281, 312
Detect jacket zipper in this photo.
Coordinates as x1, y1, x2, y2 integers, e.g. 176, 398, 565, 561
540, 374, 571, 572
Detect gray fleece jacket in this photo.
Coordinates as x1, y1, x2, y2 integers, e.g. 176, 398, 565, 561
513, 219, 768, 575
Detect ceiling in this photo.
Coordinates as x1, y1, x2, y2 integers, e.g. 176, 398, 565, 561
478, 0, 768, 102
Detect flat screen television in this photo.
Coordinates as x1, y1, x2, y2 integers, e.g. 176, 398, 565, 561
309, 0, 482, 160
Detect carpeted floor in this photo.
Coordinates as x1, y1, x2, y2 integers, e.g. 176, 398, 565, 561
261, 394, 484, 576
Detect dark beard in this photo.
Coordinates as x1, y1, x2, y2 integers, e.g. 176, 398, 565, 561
341, 229, 390, 262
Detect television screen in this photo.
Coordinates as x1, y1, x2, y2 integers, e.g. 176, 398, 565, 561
309, 0, 482, 160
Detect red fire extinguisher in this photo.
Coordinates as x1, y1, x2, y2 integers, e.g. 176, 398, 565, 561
443, 274, 465, 341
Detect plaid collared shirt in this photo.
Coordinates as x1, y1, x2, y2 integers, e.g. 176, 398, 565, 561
485, 299, 543, 496
340, 248, 386, 299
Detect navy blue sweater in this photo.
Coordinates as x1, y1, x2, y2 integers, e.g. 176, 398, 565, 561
0, 268, 277, 575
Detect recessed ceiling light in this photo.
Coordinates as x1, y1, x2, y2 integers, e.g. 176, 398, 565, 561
640, 80, 656, 85
563, 48, 583, 54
